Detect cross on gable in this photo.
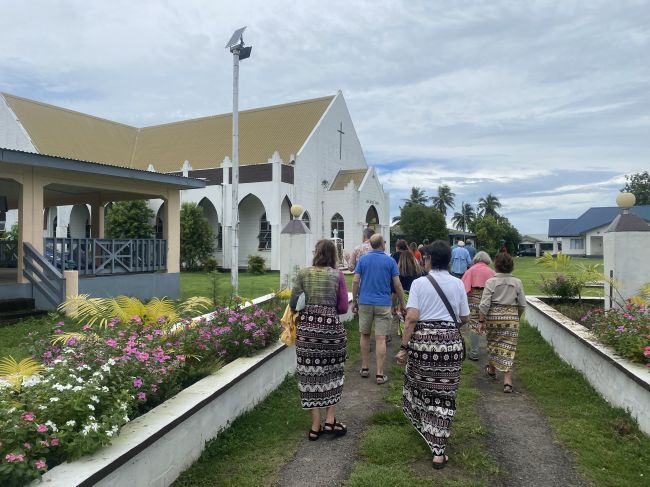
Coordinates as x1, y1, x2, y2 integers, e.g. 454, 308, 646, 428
337, 122, 345, 159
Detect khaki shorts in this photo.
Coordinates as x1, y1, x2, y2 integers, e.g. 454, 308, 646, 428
358, 305, 392, 336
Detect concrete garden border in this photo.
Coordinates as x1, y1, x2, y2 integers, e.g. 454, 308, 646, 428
35, 293, 355, 486
525, 296, 650, 435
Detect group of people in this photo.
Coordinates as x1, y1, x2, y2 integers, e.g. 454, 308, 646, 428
288, 231, 526, 470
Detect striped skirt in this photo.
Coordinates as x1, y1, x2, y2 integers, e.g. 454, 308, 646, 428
467, 287, 483, 333
296, 305, 347, 409
486, 304, 520, 372
402, 320, 463, 456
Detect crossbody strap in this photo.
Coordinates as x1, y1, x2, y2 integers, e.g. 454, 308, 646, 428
426, 274, 460, 328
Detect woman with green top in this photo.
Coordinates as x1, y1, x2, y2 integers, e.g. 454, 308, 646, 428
290, 239, 349, 440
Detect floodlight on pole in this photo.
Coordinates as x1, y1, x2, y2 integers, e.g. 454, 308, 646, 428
225, 26, 252, 296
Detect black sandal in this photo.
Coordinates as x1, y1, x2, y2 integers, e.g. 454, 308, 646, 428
323, 418, 347, 437
308, 427, 322, 441
432, 455, 449, 470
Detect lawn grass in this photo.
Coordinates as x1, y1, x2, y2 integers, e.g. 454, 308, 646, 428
180, 271, 283, 301
516, 320, 650, 487
512, 256, 603, 296
173, 318, 360, 487
0, 313, 75, 360
346, 361, 500, 487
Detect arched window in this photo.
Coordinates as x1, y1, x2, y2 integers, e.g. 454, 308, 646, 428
155, 218, 164, 239
258, 212, 272, 250
216, 223, 223, 251
331, 213, 344, 241
301, 211, 311, 229
365, 205, 379, 230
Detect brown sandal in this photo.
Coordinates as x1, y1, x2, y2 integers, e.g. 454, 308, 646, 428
308, 426, 322, 441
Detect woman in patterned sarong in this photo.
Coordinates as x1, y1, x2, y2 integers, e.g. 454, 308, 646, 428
290, 239, 349, 441
461, 251, 496, 361
478, 252, 526, 393
395, 241, 469, 469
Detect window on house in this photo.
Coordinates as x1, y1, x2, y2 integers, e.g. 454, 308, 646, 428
301, 211, 311, 229
258, 213, 271, 250
570, 238, 584, 250
331, 213, 344, 241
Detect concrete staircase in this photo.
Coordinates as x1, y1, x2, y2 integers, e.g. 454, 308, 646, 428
0, 298, 48, 325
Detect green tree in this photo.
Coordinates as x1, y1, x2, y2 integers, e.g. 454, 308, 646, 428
470, 214, 521, 256
105, 201, 155, 238
180, 202, 214, 271
399, 204, 447, 244
431, 184, 455, 217
451, 202, 476, 233
622, 171, 650, 205
402, 187, 429, 207
477, 193, 502, 217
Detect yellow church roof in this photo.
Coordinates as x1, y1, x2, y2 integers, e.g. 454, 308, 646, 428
2, 93, 335, 172
330, 168, 368, 190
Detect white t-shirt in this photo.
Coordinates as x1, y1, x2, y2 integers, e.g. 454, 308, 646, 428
407, 270, 470, 321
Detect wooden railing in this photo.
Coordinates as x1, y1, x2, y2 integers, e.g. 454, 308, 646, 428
0, 240, 18, 268
23, 242, 65, 308
44, 238, 167, 276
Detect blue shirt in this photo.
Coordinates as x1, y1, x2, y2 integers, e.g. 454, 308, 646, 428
465, 244, 476, 260
450, 246, 472, 275
355, 250, 399, 306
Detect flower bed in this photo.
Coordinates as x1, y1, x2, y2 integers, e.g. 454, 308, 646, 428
0, 303, 282, 486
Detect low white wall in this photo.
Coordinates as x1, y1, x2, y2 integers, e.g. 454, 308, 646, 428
36, 343, 296, 487
525, 297, 650, 435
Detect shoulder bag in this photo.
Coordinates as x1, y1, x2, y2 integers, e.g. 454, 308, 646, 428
425, 274, 466, 361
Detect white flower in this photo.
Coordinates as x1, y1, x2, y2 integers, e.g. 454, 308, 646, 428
101, 386, 109, 393
22, 375, 42, 387
88, 404, 95, 411
37, 405, 48, 410
118, 401, 128, 411
50, 397, 60, 402
52, 383, 65, 391
45, 420, 58, 432
0, 379, 11, 389
76, 377, 84, 384
107, 358, 116, 366
88, 415, 96, 421
123, 415, 129, 422
106, 430, 114, 437
7, 407, 16, 414
90, 395, 99, 403
65, 420, 76, 427
100, 364, 111, 373
73, 386, 83, 392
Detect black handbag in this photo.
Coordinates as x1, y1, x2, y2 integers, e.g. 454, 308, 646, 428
425, 275, 466, 361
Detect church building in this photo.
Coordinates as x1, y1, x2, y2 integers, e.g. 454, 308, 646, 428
0, 91, 390, 270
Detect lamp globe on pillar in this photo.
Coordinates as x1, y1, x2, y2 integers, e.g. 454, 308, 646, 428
290, 204, 304, 220
616, 192, 636, 213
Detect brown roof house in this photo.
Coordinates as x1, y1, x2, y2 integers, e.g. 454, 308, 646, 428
0, 91, 390, 276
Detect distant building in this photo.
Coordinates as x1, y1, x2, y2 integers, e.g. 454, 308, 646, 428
518, 234, 554, 257
548, 206, 650, 257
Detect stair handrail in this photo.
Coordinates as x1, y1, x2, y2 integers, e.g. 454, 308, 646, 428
23, 242, 65, 308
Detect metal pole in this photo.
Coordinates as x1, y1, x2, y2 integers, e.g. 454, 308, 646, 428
231, 48, 240, 295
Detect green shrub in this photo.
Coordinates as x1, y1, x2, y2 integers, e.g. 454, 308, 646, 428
537, 274, 582, 300
247, 255, 266, 275
203, 257, 218, 272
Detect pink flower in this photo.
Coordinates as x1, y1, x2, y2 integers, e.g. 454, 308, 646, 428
136, 392, 146, 401
39, 440, 50, 447
21, 412, 35, 422
50, 438, 59, 446
35, 459, 47, 469
105, 338, 118, 348
36, 424, 48, 433
66, 337, 78, 346
150, 384, 158, 392
53, 329, 63, 335
133, 377, 143, 388
5, 453, 25, 462
82, 324, 92, 331
145, 334, 153, 341
130, 316, 143, 325
54, 321, 64, 328
23, 442, 32, 450
176, 354, 186, 362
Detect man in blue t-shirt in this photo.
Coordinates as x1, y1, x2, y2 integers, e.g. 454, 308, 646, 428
352, 234, 406, 385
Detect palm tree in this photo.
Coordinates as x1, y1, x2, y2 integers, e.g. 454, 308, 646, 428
431, 185, 455, 217
402, 187, 429, 207
477, 193, 502, 217
451, 202, 476, 233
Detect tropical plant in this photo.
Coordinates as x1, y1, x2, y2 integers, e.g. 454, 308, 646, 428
401, 187, 429, 207
104, 200, 155, 239
57, 295, 212, 330
451, 202, 475, 233
181, 202, 214, 271
431, 184, 455, 217
622, 170, 650, 205
535, 252, 603, 300
477, 193, 502, 217
0, 357, 44, 391
247, 255, 266, 275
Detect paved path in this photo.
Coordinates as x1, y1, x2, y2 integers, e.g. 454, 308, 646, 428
275, 336, 398, 487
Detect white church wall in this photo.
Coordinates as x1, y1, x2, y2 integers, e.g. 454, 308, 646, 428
294, 93, 367, 243
0, 95, 37, 152
238, 193, 268, 269
357, 168, 391, 247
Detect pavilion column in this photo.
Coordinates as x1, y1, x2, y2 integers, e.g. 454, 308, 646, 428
164, 190, 181, 273
91, 203, 105, 238
17, 168, 44, 283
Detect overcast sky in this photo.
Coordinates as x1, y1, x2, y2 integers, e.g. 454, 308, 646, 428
2, 0, 649, 234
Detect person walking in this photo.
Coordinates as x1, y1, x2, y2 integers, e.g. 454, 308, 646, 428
464, 239, 476, 260
290, 240, 350, 440
460, 251, 495, 361
450, 240, 472, 278
347, 228, 374, 272
391, 239, 408, 265
479, 252, 526, 393
409, 241, 423, 266
353, 234, 406, 384
395, 240, 469, 469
